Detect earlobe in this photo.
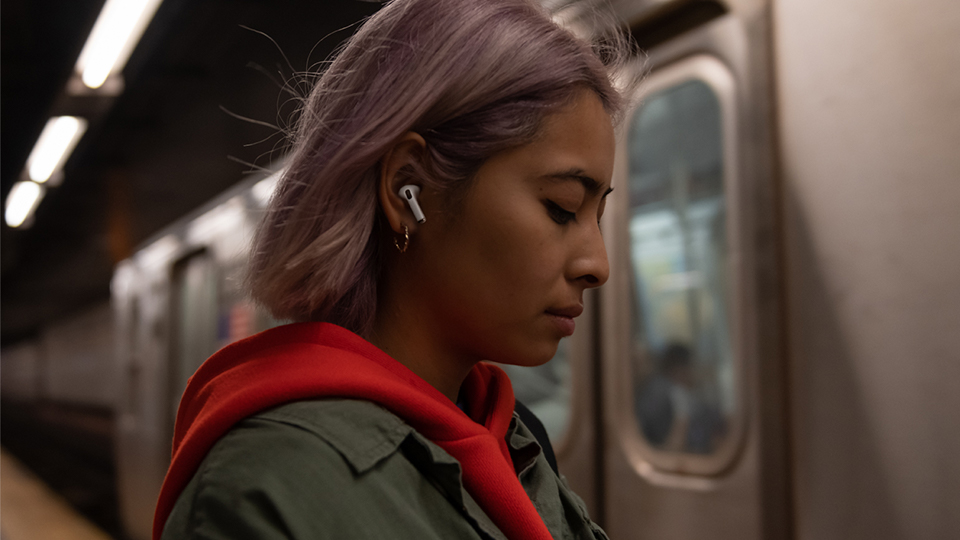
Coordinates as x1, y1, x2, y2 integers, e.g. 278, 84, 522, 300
379, 132, 428, 234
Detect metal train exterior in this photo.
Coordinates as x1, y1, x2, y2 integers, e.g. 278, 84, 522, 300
2, 0, 958, 539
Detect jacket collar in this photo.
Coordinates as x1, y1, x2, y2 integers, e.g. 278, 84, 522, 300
257, 398, 547, 540
257, 398, 543, 479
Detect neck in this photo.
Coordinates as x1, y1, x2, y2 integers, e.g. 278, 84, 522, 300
369, 283, 477, 402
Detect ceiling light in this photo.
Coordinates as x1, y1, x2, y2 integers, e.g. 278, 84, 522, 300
26, 116, 87, 183
5, 181, 46, 228
75, 0, 164, 89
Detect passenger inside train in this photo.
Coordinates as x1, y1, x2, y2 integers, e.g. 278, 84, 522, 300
635, 342, 727, 454
153, 0, 635, 539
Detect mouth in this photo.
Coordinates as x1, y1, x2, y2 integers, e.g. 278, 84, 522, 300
544, 304, 583, 337
545, 304, 584, 319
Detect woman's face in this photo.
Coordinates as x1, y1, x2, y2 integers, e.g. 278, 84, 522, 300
414, 90, 616, 367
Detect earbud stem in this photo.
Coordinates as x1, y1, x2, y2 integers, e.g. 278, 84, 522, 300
400, 185, 426, 224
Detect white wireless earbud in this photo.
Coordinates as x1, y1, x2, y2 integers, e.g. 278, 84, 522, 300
399, 185, 426, 224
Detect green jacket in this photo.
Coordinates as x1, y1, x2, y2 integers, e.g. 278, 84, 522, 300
161, 399, 609, 539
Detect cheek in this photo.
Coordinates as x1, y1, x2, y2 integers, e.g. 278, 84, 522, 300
428, 181, 567, 319
432, 219, 528, 299
473, 207, 563, 296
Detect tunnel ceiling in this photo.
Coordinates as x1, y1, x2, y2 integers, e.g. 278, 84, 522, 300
0, 0, 384, 345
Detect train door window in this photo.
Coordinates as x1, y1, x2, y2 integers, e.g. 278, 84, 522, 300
499, 338, 572, 442
170, 251, 219, 420
126, 296, 142, 416
625, 56, 742, 472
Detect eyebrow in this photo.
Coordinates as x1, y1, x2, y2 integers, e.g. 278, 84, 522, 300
544, 168, 614, 198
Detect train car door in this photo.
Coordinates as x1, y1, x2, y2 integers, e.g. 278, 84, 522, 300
598, 2, 790, 539
169, 249, 220, 425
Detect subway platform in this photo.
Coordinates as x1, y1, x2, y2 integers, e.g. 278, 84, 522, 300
0, 448, 113, 540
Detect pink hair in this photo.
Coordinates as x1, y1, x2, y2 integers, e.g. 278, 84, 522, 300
248, 0, 634, 335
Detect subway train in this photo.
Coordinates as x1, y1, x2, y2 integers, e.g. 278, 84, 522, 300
2, 0, 958, 539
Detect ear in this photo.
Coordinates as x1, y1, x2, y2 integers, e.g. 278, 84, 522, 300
379, 131, 428, 234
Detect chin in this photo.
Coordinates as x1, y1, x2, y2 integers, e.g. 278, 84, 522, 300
492, 339, 559, 368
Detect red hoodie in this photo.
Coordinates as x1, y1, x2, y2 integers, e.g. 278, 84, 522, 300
153, 322, 553, 540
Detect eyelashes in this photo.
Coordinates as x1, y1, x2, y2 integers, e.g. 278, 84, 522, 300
545, 187, 613, 228
546, 195, 610, 227
545, 200, 576, 225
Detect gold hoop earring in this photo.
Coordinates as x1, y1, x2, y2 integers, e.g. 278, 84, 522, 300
394, 224, 410, 253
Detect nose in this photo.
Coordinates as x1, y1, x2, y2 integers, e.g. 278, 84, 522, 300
571, 223, 610, 289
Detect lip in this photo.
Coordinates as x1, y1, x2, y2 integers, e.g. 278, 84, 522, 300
545, 304, 584, 319
545, 304, 583, 337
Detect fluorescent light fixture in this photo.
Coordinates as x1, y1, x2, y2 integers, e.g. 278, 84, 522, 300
75, 0, 164, 89
26, 116, 88, 183
5, 181, 46, 228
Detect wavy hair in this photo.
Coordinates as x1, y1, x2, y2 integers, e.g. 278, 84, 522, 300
248, 0, 637, 335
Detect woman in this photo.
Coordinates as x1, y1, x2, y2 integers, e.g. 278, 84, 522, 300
155, 0, 634, 538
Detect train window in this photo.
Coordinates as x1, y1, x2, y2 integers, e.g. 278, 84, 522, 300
626, 72, 739, 464
499, 338, 571, 443
216, 260, 258, 346
170, 251, 220, 420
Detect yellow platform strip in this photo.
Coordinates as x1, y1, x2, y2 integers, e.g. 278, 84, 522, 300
0, 448, 113, 540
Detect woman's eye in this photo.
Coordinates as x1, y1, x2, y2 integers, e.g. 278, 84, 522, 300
546, 200, 576, 225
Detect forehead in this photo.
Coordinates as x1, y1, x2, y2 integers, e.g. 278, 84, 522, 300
502, 90, 616, 188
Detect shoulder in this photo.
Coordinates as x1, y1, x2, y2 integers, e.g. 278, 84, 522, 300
207, 399, 413, 486
251, 399, 413, 472
162, 399, 419, 539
